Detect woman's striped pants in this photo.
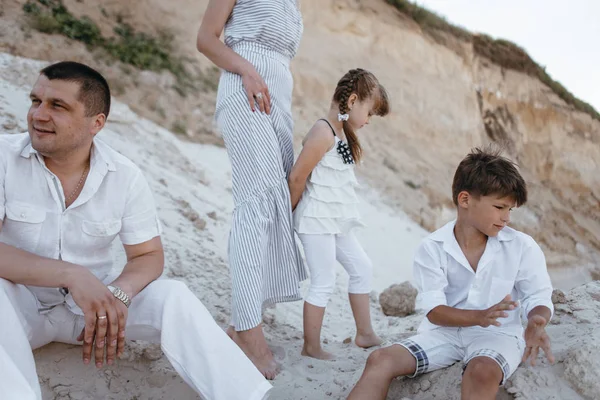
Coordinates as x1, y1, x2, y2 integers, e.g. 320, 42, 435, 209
215, 42, 308, 331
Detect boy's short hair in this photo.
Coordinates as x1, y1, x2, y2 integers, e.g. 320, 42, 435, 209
40, 61, 111, 118
452, 146, 527, 206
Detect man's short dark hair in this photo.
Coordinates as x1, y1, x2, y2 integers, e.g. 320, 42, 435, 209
40, 61, 111, 118
452, 146, 527, 206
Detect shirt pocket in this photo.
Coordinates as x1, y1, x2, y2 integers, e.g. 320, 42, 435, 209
488, 277, 515, 307
81, 219, 122, 249
3, 202, 47, 252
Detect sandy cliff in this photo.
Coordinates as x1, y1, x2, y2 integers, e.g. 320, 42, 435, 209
1, 0, 598, 275
1, 0, 597, 278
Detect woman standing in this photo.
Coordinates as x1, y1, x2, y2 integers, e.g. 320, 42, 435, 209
197, 0, 307, 379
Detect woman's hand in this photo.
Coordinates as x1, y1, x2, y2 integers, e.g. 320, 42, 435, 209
241, 66, 271, 114
197, 0, 271, 114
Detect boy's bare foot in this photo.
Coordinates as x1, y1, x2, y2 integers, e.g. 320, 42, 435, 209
301, 343, 335, 360
355, 332, 383, 349
230, 326, 280, 380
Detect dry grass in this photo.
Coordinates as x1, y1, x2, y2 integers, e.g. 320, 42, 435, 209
22, 0, 216, 97
385, 0, 600, 121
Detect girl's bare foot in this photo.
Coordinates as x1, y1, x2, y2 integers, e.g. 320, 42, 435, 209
301, 343, 335, 360
355, 332, 382, 348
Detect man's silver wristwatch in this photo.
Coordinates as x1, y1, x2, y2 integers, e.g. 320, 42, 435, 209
108, 285, 131, 308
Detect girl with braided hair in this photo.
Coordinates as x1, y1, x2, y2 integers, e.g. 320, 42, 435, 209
288, 68, 390, 359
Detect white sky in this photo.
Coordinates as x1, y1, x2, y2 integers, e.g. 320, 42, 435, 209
415, 0, 600, 112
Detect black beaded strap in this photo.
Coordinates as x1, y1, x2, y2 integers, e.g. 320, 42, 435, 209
319, 118, 337, 137
318, 119, 355, 164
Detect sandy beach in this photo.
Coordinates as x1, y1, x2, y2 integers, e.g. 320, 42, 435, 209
1, 53, 599, 400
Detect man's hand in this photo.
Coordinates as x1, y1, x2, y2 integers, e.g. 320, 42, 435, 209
522, 314, 554, 366
112, 299, 128, 361
477, 295, 518, 327
68, 269, 127, 367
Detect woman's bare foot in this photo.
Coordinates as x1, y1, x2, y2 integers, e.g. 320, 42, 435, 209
226, 325, 237, 340
231, 326, 280, 380
355, 332, 382, 349
301, 343, 335, 360
246, 350, 279, 380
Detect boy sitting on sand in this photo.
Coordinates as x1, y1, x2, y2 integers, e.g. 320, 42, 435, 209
348, 147, 555, 400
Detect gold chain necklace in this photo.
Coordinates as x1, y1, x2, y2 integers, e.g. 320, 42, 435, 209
65, 164, 89, 204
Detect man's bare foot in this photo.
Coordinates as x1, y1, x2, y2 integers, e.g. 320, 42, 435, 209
231, 326, 280, 380
301, 343, 335, 360
355, 332, 382, 349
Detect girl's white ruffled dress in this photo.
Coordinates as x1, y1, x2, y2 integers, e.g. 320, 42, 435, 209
293, 136, 365, 235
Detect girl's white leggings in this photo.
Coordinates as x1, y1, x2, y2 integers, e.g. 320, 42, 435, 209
298, 232, 373, 307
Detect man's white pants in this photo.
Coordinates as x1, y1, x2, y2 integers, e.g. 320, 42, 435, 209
0, 278, 272, 400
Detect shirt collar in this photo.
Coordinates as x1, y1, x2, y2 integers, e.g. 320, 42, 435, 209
430, 219, 515, 243
19, 136, 117, 172
430, 219, 515, 273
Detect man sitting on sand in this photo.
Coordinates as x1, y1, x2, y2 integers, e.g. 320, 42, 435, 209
347, 148, 555, 400
0, 61, 272, 400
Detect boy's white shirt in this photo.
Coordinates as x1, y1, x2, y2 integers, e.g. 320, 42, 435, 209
413, 219, 554, 335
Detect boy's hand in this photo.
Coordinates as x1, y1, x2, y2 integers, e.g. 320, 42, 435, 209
477, 295, 518, 327
522, 315, 554, 366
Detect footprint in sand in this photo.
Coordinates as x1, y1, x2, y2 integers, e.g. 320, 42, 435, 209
270, 344, 287, 363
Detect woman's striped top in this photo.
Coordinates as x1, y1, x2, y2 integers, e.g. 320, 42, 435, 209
224, 0, 303, 60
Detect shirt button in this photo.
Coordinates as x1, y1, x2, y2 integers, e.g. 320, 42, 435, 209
20, 213, 26, 218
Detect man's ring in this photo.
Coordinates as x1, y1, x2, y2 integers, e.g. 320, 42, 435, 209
255, 92, 263, 100
97, 315, 107, 320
